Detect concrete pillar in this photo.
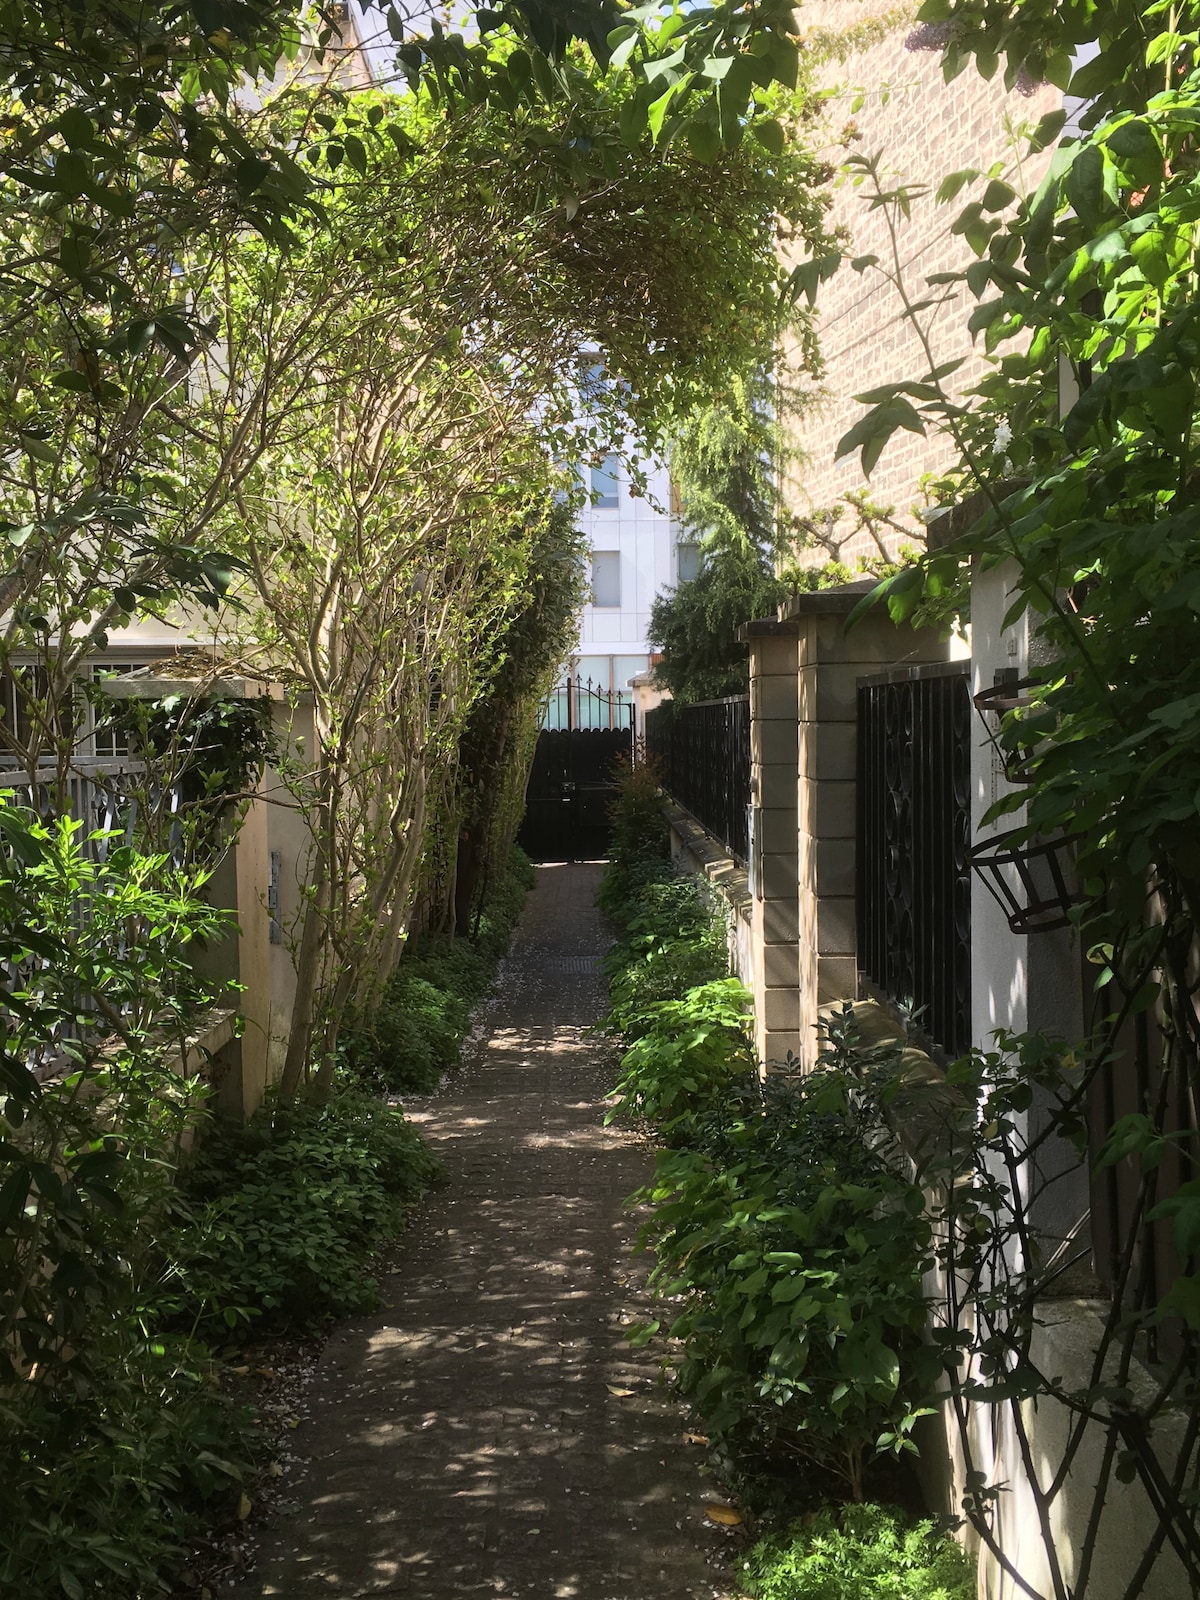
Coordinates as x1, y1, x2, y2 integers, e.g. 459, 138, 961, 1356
101, 669, 283, 1120
262, 693, 316, 1092
744, 622, 802, 1069
793, 585, 947, 1066
742, 584, 947, 1072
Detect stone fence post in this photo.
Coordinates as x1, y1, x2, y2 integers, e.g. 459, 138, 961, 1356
742, 584, 947, 1070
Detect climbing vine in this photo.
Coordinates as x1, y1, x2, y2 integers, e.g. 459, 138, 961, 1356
832, 2, 1200, 1593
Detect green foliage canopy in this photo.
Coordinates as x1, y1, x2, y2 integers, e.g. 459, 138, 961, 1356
649, 381, 787, 702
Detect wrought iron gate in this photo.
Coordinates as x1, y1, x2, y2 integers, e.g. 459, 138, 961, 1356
517, 679, 634, 862
856, 662, 972, 1059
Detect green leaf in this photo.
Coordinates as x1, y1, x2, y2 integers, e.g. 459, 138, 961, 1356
835, 399, 926, 477
126, 319, 156, 358
0, 1166, 31, 1226
1104, 118, 1164, 184
343, 135, 367, 175
620, 93, 649, 145
59, 1566, 85, 1600
1159, 1273, 1200, 1330
52, 150, 91, 199
1067, 144, 1106, 228
18, 434, 58, 465
507, 48, 533, 92
647, 83, 681, 144
981, 178, 1016, 212
58, 107, 94, 149
771, 1275, 813, 1304
936, 168, 979, 203
686, 117, 722, 163
752, 118, 785, 157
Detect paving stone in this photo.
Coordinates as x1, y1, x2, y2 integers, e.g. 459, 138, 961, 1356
229, 864, 733, 1600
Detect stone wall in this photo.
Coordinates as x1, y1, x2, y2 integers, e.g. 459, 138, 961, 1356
783, 2, 1060, 568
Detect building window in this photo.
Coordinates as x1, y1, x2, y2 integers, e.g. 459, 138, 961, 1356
590, 455, 620, 508
591, 550, 620, 608
676, 542, 702, 583
91, 664, 135, 757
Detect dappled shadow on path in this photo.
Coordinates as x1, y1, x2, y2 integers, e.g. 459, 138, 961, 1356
233, 864, 731, 1600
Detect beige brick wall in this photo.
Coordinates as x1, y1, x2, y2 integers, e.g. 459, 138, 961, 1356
783, 3, 1060, 569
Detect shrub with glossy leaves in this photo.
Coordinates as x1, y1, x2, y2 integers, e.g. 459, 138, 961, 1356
639, 1050, 938, 1501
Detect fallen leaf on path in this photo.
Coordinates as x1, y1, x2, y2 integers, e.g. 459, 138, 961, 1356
683, 1432, 708, 1446
606, 1385, 635, 1397
704, 1505, 743, 1527
236, 1494, 252, 1521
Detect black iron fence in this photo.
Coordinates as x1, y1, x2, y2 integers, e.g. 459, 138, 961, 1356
519, 681, 633, 861
645, 695, 750, 864
856, 663, 972, 1060
541, 675, 633, 732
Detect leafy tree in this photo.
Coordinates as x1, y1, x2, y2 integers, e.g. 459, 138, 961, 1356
649, 544, 786, 702
835, 1, 1200, 1593
428, 502, 589, 939
178, 69, 830, 1094
649, 379, 787, 701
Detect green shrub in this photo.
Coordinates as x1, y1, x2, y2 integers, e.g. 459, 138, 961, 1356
2, 1337, 254, 1600
597, 752, 672, 927
599, 767, 939, 1505
163, 1089, 440, 1336
740, 1504, 975, 1600
0, 810, 447, 1597
636, 1024, 939, 1501
342, 845, 534, 1091
609, 978, 755, 1133
604, 875, 730, 1038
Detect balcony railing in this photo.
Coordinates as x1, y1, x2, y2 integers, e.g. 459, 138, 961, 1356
856, 663, 972, 1060
0, 758, 185, 1079
645, 696, 750, 864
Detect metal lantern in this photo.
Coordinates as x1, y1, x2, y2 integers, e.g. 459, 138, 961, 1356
967, 825, 1085, 935
972, 674, 1043, 785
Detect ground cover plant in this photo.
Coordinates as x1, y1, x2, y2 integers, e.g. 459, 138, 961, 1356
163, 1090, 441, 1338
739, 1503, 974, 1600
632, 1021, 939, 1503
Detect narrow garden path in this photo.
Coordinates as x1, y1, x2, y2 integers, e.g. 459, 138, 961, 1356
233, 863, 733, 1600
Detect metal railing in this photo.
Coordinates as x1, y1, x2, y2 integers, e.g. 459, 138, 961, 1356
0, 758, 185, 861
0, 758, 185, 1079
645, 695, 750, 864
542, 676, 635, 733
856, 663, 972, 1060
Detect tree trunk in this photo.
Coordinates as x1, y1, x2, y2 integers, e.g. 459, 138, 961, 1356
277, 858, 328, 1103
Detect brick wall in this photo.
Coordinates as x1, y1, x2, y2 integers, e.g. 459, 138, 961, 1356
783, 2, 1060, 569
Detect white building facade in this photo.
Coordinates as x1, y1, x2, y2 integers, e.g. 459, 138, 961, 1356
549, 450, 695, 728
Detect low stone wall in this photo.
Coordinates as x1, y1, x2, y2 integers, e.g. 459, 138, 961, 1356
663, 800, 755, 1027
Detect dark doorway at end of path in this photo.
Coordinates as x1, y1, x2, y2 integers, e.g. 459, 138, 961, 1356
518, 682, 633, 862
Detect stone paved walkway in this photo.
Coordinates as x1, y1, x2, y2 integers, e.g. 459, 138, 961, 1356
232, 863, 733, 1600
